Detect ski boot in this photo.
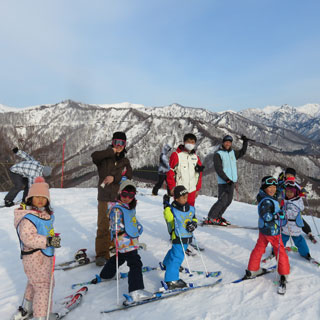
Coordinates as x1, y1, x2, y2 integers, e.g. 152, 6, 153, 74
202, 218, 227, 226
165, 279, 187, 290
130, 290, 154, 302
220, 217, 231, 225
307, 233, 317, 244
185, 246, 197, 256
123, 290, 154, 306
277, 275, 287, 295
74, 249, 90, 265
12, 300, 33, 320
243, 268, 266, 280
5, 200, 15, 207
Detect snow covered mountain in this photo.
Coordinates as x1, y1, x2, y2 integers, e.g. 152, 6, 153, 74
0, 104, 17, 113
240, 104, 320, 143
1, 100, 320, 213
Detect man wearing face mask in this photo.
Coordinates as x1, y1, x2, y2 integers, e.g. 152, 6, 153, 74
166, 133, 203, 206
203, 134, 248, 226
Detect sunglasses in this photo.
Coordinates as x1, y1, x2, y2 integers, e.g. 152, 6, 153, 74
120, 191, 135, 199
265, 177, 278, 186
112, 139, 126, 147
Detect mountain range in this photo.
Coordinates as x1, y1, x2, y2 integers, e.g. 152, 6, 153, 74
0, 100, 319, 214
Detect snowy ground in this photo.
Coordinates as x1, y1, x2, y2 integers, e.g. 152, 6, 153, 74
1, 188, 319, 320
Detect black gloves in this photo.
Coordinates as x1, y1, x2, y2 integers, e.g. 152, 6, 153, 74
47, 235, 61, 248
226, 180, 234, 186
241, 135, 255, 142
195, 164, 205, 173
163, 194, 170, 209
12, 147, 19, 154
186, 221, 197, 233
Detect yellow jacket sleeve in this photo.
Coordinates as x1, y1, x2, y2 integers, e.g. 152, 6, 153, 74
163, 207, 175, 239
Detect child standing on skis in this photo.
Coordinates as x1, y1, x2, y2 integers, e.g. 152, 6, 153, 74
162, 185, 198, 289
282, 181, 312, 260
277, 167, 316, 243
13, 177, 61, 320
245, 176, 290, 291
99, 180, 152, 304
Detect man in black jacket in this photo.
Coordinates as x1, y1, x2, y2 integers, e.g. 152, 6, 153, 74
91, 132, 132, 266
203, 135, 248, 226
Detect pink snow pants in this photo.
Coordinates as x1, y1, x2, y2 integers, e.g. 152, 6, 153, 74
23, 251, 54, 317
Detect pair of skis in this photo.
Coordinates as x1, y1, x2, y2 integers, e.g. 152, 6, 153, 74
101, 276, 223, 314
232, 265, 285, 295
71, 263, 221, 289
200, 218, 258, 230
55, 286, 88, 319
12, 286, 88, 320
100, 265, 280, 314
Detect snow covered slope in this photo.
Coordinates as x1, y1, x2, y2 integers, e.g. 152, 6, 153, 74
1, 188, 319, 319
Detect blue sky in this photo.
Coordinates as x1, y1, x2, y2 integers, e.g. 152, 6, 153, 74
0, 0, 319, 112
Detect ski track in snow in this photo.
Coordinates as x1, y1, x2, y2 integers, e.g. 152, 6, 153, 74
1, 188, 319, 320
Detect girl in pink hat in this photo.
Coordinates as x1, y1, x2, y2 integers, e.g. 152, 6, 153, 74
12, 177, 61, 320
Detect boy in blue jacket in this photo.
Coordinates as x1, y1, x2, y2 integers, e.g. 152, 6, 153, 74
245, 176, 290, 290
162, 185, 198, 289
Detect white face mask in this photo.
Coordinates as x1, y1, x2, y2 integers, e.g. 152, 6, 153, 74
184, 143, 195, 151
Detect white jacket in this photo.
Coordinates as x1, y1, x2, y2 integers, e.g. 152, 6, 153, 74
282, 197, 305, 237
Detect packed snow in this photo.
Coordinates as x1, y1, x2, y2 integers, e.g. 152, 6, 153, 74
0, 188, 319, 320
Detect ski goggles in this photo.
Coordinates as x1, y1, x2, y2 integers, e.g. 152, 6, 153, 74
120, 191, 136, 199
264, 177, 278, 186
284, 180, 296, 187
112, 139, 126, 147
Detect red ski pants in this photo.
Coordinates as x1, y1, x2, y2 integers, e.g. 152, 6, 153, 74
248, 232, 290, 275
187, 191, 197, 206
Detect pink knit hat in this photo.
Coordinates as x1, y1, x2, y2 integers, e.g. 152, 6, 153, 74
26, 177, 50, 201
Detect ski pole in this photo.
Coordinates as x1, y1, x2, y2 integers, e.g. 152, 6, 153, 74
192, 235, 209, 277
46, 234, 58, 320
177, 234, 193, 277
115, 210, 120, 305
274, 219, 283, 284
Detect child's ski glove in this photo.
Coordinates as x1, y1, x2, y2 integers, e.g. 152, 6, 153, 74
163, 194, 170, 209
47, 235, 61, 248
275, 210, 285, 220
186, 221, 197, 233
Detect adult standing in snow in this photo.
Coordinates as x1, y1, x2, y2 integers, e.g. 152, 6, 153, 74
4, 148, 52, 207
166, 133, 203, 206
91, 132, 133, 266
152, 143, 172, 196
203, 134, 248, 226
